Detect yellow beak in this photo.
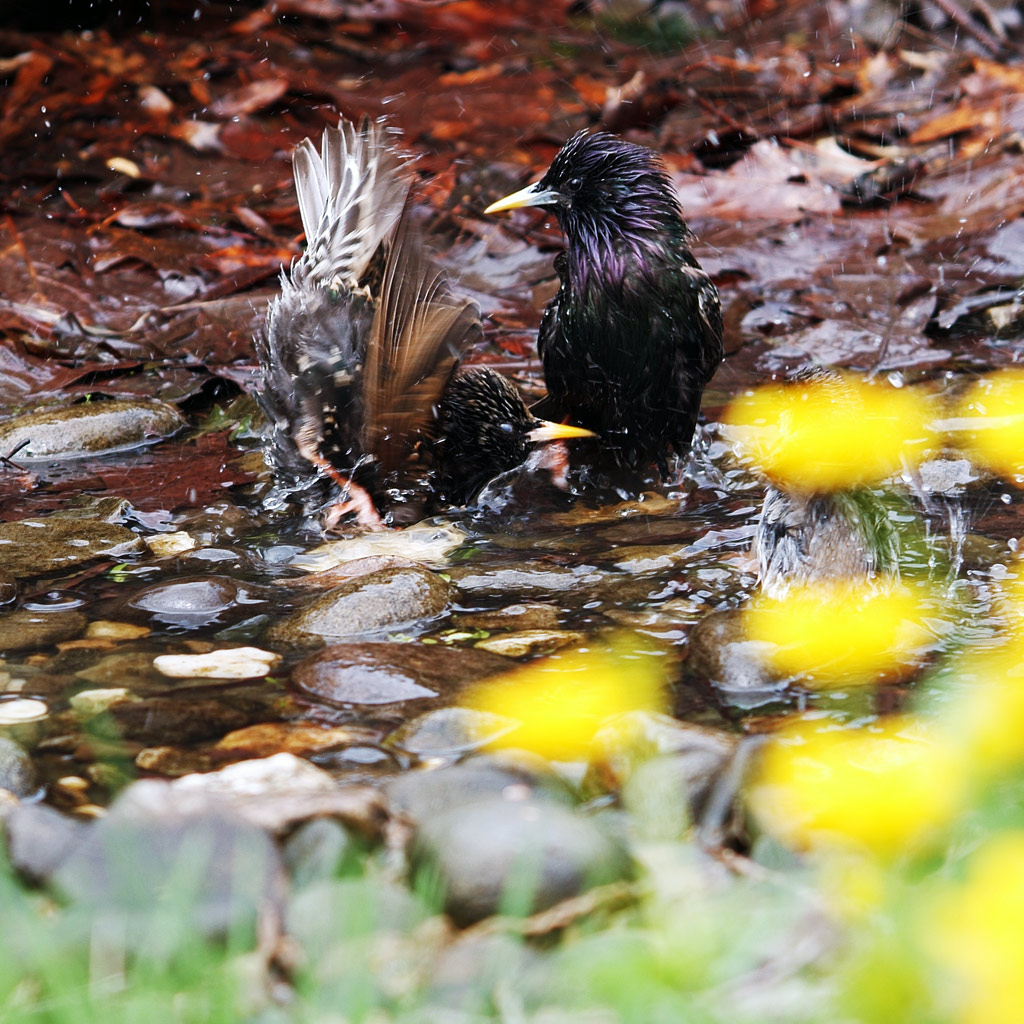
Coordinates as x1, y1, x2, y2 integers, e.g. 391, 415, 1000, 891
484, 180, 560, 215
527, 419, 596, 443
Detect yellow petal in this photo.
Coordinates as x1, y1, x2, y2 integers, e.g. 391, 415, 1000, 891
725, 374, 933, 491
462, 634, 669, 761
750, 717, 967, 858
743, 579, 932, 686
955, 369, 1024, 482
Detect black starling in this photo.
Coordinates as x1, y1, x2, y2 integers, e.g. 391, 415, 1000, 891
255, 119, 592, 526
485, 130, 724, 477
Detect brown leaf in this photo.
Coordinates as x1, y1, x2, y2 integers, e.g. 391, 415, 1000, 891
210, 78, 289, 119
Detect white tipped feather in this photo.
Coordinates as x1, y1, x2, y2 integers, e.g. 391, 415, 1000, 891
292, 118, 411, 290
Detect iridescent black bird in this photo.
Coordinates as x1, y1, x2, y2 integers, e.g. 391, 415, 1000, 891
485, 130, 723, 477
255, 119, 592, 526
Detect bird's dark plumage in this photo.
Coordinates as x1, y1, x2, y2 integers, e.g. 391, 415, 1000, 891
255, 119, 591, 523
486, 130, 723, 475
435, 366, 547, 504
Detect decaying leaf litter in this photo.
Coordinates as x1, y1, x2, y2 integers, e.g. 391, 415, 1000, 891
1, 0, 1024, 1014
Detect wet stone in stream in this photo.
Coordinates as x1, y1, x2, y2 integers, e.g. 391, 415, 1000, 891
686, 608, 786, 708
72, 649, 169, 692
102, 694, 270, 744
267, 567, 455, 649
291, 642, 508, 716
122, 575, 269, 630
0, 697, 50, 748
0, 517, 144, 579
447, 562, 604, 599
606, 542, 695, 575
455, 603, 561, 631
0, 609, 87, 652
166, 753, 388, 839
0, 735, 38, 797
212, 721, 380, 760
473, 629, 586, 658
0, 398, 184, 461
385, 706, 520, 759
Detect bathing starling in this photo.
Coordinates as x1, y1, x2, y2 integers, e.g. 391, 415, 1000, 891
255, 119, 591, 526
485, 130, 723, 476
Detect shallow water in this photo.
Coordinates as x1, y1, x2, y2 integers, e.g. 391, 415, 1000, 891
2, 0, 1024, 813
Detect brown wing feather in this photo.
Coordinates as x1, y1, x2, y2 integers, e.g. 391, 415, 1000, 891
361, 207, 481, 473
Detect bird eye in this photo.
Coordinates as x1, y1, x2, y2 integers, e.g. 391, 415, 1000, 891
568, 176, 583, 191
498, 422, 515, 434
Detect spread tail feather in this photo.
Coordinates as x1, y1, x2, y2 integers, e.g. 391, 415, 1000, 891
292, 117, 411, 290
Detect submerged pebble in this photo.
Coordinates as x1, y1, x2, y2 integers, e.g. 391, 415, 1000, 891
292, 521, 467, 572
125, 575, 268, 630
474, 629, 586, 658
455, 603, 561, 632
0, 609, 87, 652
448, 562, 603, 598
0, 736, 38, 797
69, 688, 140, 719
607, 542, 694, 575
687, 609, 785, 708
214, 721, 375, 759
0, 398, 183, 461
385, 707, 519, 759
266, 567, 454, 649
153, 646, 281, 679
104, 695, 266, 744
0, 697, 49, 748
292, 642, 508, 714
0, 518, 143, 579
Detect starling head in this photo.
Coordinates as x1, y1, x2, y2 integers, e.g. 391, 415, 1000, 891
484, 130, 686, 251
435, 366, 593, 504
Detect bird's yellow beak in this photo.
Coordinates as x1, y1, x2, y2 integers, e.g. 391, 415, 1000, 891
484, 180, 560, 215
526, 419, 596, 443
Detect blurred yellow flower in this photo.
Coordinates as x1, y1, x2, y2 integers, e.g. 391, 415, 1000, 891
955, 369, 1024, 481
994, 563, 1024, 635
724, 373, 933, 491
749, 717, 967, 858
942, 637, 1024, 776
820, 851, 887, 922
462, 634, 669, 761
924, 831, 1024, 1024
743, 580, 931, 686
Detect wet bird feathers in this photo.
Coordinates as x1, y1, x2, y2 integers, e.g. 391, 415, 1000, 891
255, 119, 480, 492
493, 129, 724, 473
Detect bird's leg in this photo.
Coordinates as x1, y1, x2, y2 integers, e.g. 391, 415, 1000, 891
302, 450, 386, 531
323, 484, 385, 532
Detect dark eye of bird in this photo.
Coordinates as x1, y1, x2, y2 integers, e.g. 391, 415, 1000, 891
567, 176, 582, 192
498, 422, 515, 434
